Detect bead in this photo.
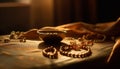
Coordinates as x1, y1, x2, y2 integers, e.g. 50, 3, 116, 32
42, 46, 58, 59
67, 53, 72, 57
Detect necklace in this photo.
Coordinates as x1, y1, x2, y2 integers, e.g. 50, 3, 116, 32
42, 37, 94, 59
59, 45, 92, 58
42, 46, 58, 59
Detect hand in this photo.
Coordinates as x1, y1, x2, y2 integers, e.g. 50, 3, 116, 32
107, 37, 120, 63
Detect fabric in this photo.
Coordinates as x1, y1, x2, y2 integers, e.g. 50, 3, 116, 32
0, 35, 114, 69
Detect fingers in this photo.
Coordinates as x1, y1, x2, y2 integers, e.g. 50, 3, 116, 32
107, 37, 120, 63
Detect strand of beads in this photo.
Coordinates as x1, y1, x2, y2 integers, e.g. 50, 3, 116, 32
59, 37, 93, 58
59, 45, 92, 58
84, 33, 106, 43
42, 46, 58, 59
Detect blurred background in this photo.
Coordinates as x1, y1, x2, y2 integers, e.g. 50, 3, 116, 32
0, 0, 119, 35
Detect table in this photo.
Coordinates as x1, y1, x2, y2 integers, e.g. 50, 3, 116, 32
0, 35, 114, 69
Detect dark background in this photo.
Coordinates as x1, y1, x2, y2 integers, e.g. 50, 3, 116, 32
0, 0, 119, 35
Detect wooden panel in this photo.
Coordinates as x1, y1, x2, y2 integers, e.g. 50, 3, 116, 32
54, 0, 83, 25
0, 3, 30, 35
31, 0, 54, 28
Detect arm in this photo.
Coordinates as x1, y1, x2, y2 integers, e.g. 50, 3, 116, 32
107, 37, 120, 63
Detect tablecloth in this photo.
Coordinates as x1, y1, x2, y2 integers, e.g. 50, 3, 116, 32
0, 35, 114, 69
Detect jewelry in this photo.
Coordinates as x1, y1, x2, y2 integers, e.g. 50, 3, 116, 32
81, 40, 94, 46
59, 45, 92, 58
19, 37, 26, 43
94, 34, 106, 42
85, 33, 106, 43
42, 46, 58, 59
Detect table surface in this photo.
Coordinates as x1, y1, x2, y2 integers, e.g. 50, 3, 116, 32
0, 35, 114, 69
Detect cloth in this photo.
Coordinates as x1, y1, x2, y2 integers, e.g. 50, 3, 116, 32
0, 35, 114, 69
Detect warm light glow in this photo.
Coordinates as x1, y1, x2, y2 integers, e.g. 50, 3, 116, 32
17, 0, 31, 4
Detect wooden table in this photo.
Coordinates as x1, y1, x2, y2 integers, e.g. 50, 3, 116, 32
0, 35, 114, 69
